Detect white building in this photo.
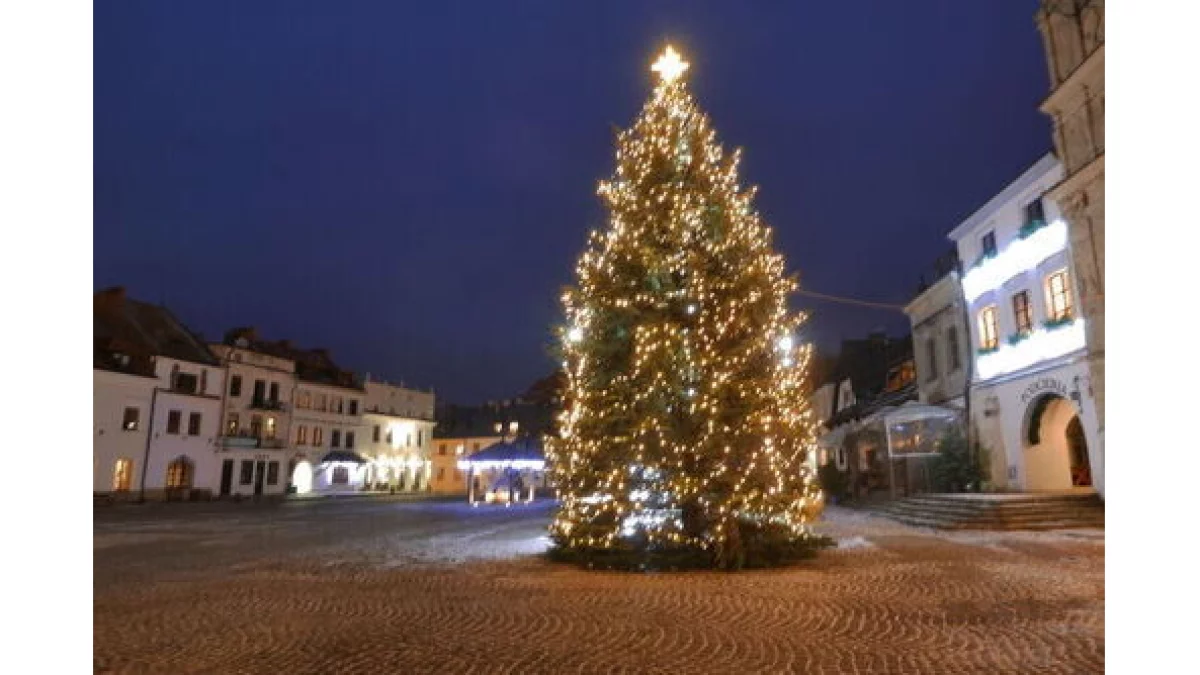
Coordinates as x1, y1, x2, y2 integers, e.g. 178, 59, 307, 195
209, 341, 297, 498
93, 364, 155, 498
94, 288, 226, 500
290, 367, 368, 495
949, 153, 1103, 497
359, 377, 436, 493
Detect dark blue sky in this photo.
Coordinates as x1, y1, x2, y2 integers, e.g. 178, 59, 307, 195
95, 1, 1050, 404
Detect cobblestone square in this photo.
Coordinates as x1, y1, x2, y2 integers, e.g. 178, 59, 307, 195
94, 500, 1103, 674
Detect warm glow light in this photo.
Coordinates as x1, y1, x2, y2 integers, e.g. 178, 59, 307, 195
651, 45, 689, 83
292, 460, 313, 495
548, 43, 823, 559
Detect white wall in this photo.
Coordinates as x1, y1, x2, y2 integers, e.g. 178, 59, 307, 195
143, 358, 227, 494
210, 344, 297, 447
290, 381, 367, 461
950, 154, 1065, 268
93, 369, 155, 494
364, 378, 435, 419
971, 360, 1102, 494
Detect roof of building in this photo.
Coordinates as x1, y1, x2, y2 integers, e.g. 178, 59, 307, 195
461, 436, 545, 465
433, 400, 556, 439
947, 151, 1059, 241
827, 381, 919, 428
94, 287, 219, 375
221, 327, 363, 391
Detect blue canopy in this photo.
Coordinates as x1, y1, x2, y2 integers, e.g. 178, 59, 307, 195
320, 450, 368, 464
459, 436, 545, 470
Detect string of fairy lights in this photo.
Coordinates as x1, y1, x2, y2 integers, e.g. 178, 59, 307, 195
546, 46, 823, 553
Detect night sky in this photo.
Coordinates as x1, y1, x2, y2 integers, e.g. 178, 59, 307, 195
95, 1, 1050, 404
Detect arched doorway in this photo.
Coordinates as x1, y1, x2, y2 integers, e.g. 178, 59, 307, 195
1065, 416, 1093, 487
291, 460, 313, 495
1023, 394, 1092, 491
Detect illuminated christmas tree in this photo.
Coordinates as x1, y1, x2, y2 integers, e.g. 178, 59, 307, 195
548, 46, 829, 570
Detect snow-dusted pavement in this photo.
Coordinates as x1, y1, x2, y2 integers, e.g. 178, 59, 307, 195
95, 500, 1103, 674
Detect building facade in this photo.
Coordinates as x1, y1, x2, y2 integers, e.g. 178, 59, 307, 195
949, 153, 1103, 496
360, 377, 436, 493
93, 366, 155, 497
905, 257, 971, 409
94, 288, 226, 500
209, 343, 296, 498
1036, 0, 1104, 456
290, 376, 367, 494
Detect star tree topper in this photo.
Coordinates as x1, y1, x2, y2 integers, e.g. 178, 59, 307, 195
651, 45, 689, 83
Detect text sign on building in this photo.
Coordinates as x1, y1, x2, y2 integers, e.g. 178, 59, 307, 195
1019, 377, 1069, 406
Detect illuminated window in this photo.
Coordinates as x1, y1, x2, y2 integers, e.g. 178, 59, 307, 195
166, 457, 194, 489
122, 407, 140, 431
1045, 269, 1074, 321
112, 458, 133, 491
265, 417, 276, 440
1012, 291, 1033, 334
226, 413, 239, 434
977, 306, 999, 350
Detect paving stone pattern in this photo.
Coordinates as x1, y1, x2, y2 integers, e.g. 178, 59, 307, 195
95, 501, 1104, 674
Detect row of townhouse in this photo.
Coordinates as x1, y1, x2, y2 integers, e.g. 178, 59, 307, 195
904, 153, 1102, 497
811, 3, 1104, 501
93, 287, 435, 501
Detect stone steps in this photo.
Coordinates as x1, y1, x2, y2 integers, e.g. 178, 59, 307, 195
871, 493, 1103, 531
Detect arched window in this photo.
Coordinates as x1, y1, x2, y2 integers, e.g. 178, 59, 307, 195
166, 456, 194, 489
112, 458, 133, 491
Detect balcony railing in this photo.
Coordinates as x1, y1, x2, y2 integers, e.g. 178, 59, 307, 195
220, 432, 288, 450
249, 398, 288, 412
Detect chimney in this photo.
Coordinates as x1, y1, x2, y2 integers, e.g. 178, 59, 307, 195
223, 326, 257, 344
95, 286, 126, 311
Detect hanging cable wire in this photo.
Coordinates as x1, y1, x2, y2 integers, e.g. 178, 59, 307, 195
795, 289, 907, 312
